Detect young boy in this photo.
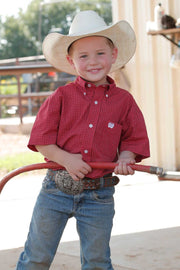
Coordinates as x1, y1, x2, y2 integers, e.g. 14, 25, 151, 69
16, 10, 150, 270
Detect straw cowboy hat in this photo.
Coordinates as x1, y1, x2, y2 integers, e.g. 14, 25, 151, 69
43, 10, 136, 75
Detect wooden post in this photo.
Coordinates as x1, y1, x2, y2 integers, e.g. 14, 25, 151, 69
16, 58, 23, 124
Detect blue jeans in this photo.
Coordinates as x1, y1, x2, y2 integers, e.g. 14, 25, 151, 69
16, 171, 115, 270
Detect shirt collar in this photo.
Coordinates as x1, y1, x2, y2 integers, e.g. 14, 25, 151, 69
74, 76, 116, 92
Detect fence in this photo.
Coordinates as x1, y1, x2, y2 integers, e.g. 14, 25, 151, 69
0, 56, 73, 124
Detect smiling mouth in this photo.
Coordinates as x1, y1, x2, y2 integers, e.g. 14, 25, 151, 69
88, 68, 101, 74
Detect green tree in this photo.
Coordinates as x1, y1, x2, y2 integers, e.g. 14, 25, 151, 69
0, 16, 37, 58
0, 0, 112, 59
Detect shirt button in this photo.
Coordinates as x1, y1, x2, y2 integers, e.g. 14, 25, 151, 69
87, 83, 91, 88
84, 92, 86, 95
94, 101, 98, 105
89, 124, 93, 128
106, 94, 109, 98
84, 150, 88, 154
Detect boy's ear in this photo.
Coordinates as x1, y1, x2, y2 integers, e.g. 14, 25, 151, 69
66, 55, 75, 68
112, 47, 118, 64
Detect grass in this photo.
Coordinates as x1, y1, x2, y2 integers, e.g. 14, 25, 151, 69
0, 77, 27, 95
0, 152, 44, 172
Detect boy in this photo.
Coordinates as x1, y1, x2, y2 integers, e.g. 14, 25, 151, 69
16, 10, 150, 270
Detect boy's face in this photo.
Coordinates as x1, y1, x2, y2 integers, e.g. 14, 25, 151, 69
67, 36, 118, 86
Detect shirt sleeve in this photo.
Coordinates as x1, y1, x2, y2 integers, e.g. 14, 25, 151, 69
119, 96, 150, 162
28, 89, 62, 152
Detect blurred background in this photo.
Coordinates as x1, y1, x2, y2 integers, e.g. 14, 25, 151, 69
0, 0, 180, 173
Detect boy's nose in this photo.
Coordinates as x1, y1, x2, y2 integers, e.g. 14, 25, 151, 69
89, 55, 97, 65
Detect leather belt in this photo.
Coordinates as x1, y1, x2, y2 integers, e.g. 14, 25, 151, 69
46, 169, 119, 195
83, 173, 119, 190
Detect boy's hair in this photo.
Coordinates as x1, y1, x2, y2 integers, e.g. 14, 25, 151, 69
67, 36, 115, 56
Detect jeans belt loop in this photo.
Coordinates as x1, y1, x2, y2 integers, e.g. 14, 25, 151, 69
100, 177, 104, 188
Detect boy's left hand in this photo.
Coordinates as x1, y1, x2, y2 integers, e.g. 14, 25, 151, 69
114, 151, 136, 175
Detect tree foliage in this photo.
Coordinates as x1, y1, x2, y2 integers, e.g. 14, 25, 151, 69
0, 0, 112, 59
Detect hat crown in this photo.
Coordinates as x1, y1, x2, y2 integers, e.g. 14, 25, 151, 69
69, 10, 107, 36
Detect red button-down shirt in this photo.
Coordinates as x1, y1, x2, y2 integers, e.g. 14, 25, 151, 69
28, 76, 150, 178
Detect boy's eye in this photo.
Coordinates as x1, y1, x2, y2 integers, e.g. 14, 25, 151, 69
97, 52, 105, 55
80, 54, 87, 59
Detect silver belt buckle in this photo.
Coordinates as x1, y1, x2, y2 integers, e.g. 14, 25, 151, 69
55, 170, 84, 195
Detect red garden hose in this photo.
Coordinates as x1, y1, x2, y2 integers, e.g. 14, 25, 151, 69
0, 162, 163, 194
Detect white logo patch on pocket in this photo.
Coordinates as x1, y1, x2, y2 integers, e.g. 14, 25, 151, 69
108, 122, 115, 129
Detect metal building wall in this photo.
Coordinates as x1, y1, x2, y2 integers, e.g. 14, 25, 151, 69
111, 0, 180, 170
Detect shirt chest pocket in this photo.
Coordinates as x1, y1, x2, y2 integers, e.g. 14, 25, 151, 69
105, 121, 122, 135
98, 121, 123, 159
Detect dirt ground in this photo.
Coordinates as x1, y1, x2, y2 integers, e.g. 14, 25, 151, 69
0, 131, 29, 157
0, 131, 31, 178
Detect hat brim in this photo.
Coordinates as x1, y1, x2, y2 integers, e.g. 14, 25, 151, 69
42, 20, 136, 75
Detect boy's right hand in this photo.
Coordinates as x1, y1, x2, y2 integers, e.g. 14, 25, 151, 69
63, 153, 92, 181
36, 144, 92, 181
